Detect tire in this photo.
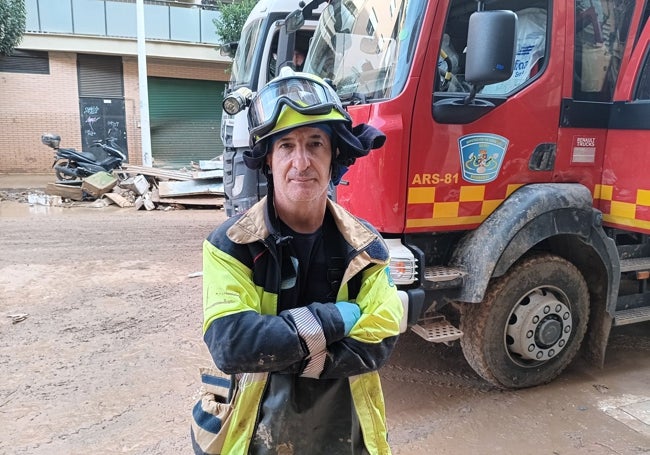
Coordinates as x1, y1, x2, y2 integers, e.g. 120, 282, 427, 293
54, 159, 79, 181
459, 253, 590, 389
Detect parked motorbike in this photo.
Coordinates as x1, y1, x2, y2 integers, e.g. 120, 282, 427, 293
41, 133, 127, 181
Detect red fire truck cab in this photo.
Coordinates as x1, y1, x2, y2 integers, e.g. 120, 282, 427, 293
298, 0, 650, 389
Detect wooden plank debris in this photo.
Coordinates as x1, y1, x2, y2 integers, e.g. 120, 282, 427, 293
197, 159, 223, 171
157, 195, 224, 206
45, 158, 231, 210
45, 183, 84, 201
119, 164, 193, 181
192, 169, 224, 180
151, 188, 224, 207
158, 179, 224, 197
103, 192, 134, 208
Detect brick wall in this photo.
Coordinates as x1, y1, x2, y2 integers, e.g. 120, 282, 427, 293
1, 53, 81, 173
0, 52, 229, 173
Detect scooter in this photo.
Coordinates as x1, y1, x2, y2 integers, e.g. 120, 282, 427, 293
41, 133, 127, 181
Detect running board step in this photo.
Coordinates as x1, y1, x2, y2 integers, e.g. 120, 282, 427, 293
614, 307, 650, 326
411, 316, 463, 344
422, 266, 464, 290
620, 257, 650, 273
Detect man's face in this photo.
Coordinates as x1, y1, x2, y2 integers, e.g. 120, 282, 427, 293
267, 126, 332, 206
293, 51, 305, 66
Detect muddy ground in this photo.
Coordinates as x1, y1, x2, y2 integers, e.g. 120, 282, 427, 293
1, 189, 649, 455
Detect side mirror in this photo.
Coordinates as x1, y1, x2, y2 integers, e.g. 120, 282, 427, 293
433, 10, 517, 123
285, 9, 304, 34
464, 10, 517, 85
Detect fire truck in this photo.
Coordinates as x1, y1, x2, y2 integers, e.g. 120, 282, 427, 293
222, 0, 650, 389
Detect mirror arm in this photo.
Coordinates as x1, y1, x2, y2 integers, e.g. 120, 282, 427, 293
301, 0, 329, 19
276, 20, 297, 74
463, 84, 484, 105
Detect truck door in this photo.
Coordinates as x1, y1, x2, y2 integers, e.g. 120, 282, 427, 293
556, 0, 638, 198
408, 0, 559, 233
596, 6, 650, 233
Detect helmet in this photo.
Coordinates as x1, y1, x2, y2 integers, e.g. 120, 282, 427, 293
247, 68, 350, 147
243, 68, 386, 185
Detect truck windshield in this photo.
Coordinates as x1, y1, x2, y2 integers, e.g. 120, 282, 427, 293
230, 18, 264, 88
304, 0, 426, 103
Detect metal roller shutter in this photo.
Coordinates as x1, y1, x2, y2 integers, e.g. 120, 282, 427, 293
148, 77, 225, 169
78, 54, 124, 98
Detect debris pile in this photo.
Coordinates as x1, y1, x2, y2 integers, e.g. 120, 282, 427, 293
43, 159, 225, 210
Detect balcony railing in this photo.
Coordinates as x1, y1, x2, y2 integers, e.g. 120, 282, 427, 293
25, 0, 221, 45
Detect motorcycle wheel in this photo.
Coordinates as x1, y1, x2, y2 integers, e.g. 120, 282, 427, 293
54, 159, 79, 181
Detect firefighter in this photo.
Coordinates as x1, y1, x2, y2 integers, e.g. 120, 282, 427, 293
194, 69, 403, 454
292, 47, 306, 71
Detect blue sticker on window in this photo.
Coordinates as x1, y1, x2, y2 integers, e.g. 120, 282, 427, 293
458, 133, 509, 183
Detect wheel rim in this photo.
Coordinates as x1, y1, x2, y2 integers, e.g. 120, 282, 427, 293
505, 287, 573, 367
55, 160, 78, 181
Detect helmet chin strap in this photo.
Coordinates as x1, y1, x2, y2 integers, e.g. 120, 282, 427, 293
262, 162, 273, 186
267, 192, 292, 246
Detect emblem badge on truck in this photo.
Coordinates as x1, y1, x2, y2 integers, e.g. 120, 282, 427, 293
458, 133, 509, 183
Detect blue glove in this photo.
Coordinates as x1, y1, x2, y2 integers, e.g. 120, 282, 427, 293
335, 301, 361, 336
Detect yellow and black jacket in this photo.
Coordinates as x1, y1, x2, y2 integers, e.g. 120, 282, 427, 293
198, 196, 403, 454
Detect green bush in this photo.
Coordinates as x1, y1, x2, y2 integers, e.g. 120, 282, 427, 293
0, 0, 26, 55
213, 0, 258, 45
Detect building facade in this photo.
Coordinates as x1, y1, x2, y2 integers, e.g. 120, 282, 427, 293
0, 0, 232, 173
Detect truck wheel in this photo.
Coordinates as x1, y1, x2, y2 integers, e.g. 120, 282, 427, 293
459, 253, 589, 389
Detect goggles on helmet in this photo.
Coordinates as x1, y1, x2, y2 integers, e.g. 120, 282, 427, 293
248, 73, 348, 145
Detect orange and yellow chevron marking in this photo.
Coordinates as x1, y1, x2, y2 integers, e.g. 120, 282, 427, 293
594, 184, 650, 232
406, 183, 524, 228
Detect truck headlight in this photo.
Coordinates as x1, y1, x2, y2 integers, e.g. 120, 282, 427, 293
384, 238, 417, 285
222, 87, 253, 115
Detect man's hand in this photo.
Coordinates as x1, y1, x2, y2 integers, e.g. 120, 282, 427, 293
334, 301, 361, 336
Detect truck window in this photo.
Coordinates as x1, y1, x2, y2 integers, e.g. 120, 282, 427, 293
635, 48, 650, 100
436, 1, 549, 95
267, 29, 314, 81
231, 18, 264, 88
573, 0, 635, 101
304, 0, 427, 103
629, 4, 650, 100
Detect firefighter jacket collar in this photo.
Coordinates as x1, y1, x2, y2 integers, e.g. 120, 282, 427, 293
226, 196, 388, 284
227, 197, 377, 253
